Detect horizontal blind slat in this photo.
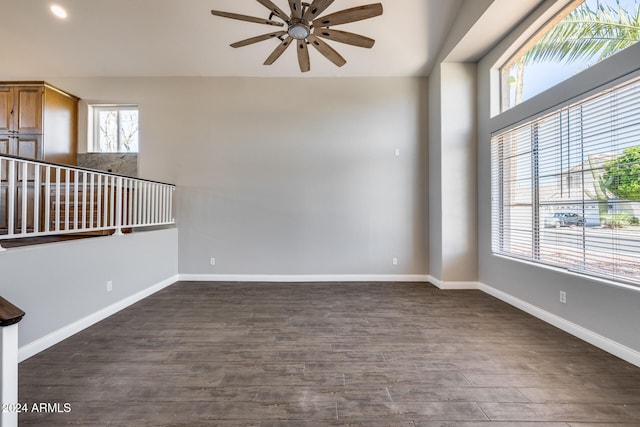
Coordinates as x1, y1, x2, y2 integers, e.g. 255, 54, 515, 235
491, 75, 640, 287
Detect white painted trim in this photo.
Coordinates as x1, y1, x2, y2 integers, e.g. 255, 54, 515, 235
426, 275, 442, 288
439, 281, 481, 290
478, 282, 640, 368
178, 274, 430, 283
18, 275, 179, 362
426, 275, 480, 290
1, 324, 19, 427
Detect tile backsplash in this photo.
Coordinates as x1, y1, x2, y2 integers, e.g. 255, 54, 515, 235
77, 153, 138, 177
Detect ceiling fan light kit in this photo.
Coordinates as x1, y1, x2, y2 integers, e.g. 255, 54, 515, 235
211, 1, 383, 72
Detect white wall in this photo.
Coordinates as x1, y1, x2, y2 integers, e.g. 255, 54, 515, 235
426, 0, 540, 285
50, 77, 429, 277
0, 76, 428, 359
440, 63, 478, 282
0, 229, 178, 355
428, 64, 478, 284
428, 65, 443, 281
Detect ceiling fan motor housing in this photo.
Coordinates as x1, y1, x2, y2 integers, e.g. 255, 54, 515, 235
288, 19, 311, 39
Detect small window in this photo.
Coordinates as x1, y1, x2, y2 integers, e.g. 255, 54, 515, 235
90, 105, 139, 153
500, 0, 640, 112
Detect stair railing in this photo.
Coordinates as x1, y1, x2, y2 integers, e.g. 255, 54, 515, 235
0, 154, 175, 250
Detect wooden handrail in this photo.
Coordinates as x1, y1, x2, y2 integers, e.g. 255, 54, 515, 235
0, 153, 173, 186
0, 297, 25, 327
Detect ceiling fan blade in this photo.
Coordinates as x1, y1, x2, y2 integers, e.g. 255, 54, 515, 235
307, 35, 346, 67
302, 0, 335, 21
313, 3, 383, 27
255, 0, 290, 22
314, 29, 375, 48
230, 31, 287, 48
288, 0, 303, 19
296, 40, 311, 72
211, 10, 284, 27
264, 36, 294, 65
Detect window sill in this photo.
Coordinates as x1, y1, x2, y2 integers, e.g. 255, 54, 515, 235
492, 253, 640, 295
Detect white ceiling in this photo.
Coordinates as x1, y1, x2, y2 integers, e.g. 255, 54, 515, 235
0, 0, 464, 78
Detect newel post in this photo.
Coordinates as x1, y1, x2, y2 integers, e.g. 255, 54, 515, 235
0, 296, 25, 427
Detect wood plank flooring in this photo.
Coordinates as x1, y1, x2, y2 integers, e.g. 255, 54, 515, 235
18, 281, 640, 426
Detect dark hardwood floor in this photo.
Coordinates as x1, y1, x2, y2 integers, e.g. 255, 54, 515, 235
18, 281, 640, 426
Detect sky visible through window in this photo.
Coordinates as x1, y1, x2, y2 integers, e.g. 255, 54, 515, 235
508, 0, 640, 107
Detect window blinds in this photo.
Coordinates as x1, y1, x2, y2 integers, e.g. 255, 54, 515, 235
491, 76, 640, 286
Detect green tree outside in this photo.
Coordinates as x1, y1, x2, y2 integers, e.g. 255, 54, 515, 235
603, 146, 640, 201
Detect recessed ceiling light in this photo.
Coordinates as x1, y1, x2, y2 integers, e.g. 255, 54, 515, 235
50, 4, 68, 19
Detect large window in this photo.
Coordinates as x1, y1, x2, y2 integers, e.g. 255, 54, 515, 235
501, 0, 640, 111
90, 105, 139, 153
492, 76, 640, 286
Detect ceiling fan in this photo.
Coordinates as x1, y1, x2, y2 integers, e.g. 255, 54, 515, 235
211, 1, 383, 72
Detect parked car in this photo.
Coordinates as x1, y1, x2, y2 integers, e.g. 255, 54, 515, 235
544, 212, 585, 228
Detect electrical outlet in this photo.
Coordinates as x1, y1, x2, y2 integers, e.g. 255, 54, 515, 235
107, 281, 113, 292
560, 291, 567, 304
392, 257, 398, 265
210, 257, 216, 266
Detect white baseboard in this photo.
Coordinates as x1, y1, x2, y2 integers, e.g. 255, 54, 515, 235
17, 272, 640, 368
478, 282, 640, 368
426, 275, 480, 290
178, 274, 430, 283
18, 275, 179, 362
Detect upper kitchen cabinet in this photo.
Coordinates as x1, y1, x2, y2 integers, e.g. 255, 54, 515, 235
0, 82, 79, 166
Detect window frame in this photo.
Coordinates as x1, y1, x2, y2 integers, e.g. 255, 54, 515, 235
488, 0, 640, 291
491, 75, 640, 287
89, 104, 139, 153
499, 0, 584, 112
497, 0, 640, 113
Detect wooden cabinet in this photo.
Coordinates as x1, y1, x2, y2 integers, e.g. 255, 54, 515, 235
0, 86, 43, 142
12, 86, 43, 134
0, 82, 79, 232
0, 87, 12, 133
0, 82, 78, 163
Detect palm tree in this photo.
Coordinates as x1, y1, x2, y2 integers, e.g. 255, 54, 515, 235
512, 0, 640, 104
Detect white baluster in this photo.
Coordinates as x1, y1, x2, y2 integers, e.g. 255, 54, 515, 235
96, 175, 102, 228
89, 174, 95, 229
44, 166, 51, 233
142, 182, 148, 225
115, 176, 123, 235
82, 172, 87, 230
64, 169, 70, 231
33, 165, 40, 233
73, 171, 79, 230
55, 168, 61, 232
7, 161, 16, 237
134, 180, 139, 226
20, 163, 28, 234
109, 176, 115, 228
152, 183, 158, 225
